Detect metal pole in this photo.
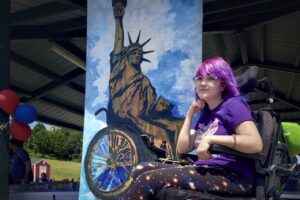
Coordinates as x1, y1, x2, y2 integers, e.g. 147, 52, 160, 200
0, 0, 11, 199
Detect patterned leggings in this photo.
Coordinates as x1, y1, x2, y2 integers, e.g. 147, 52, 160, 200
123, 162, 253, 200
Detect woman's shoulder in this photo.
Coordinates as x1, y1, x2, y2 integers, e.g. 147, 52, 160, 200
219, 96, 253, 128
222, 96, 249, 107
219, 96, 251, 116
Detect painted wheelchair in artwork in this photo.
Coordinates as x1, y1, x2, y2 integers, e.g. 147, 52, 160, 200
84, 105, 182, 199
84, 0, 184, 198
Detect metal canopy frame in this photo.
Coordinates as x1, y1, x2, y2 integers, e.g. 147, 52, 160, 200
9, 0, 300, 131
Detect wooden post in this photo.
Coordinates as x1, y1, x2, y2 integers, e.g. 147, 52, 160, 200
0, 0, 11, 199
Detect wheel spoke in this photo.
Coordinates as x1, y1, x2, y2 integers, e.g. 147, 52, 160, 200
117, 147, 132, 163
116, 162, 132, 175
114, 166, 129, 184
109, 133, 115, 154
117, 138, 129, 155
101, 135, 110, 156
94, 168, 111, 190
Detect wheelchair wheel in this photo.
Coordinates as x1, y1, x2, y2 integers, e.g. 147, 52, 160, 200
84, 126, 142, 199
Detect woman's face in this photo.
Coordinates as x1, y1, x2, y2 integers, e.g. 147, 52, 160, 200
194, 75, 225, 102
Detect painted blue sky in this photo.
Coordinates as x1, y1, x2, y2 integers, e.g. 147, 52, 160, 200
80, 0, 202, 199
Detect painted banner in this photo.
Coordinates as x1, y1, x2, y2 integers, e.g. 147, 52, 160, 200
80, 0, 203, 199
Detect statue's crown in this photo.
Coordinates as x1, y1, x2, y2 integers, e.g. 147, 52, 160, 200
128, 43, 142, 50
127, 31, 154, 62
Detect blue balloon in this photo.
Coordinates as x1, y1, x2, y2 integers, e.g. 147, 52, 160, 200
14, 104, 37, 124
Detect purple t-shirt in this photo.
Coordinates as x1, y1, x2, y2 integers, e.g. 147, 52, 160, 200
193, 96, 255, 182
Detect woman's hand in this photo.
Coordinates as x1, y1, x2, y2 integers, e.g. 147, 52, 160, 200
187, 100, 205, 117
196, 136, 212, 160
177, 100, 205, 154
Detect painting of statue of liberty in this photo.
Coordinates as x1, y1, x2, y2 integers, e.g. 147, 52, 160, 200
80, 0, 202, 199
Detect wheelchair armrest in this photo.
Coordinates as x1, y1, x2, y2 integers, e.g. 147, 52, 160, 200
178, 153, 198, 165
178, 144, 264, 165
179, 153, 198, 160
208, 144, 265, 161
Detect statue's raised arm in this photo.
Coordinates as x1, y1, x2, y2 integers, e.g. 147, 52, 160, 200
112, 0, 127, 54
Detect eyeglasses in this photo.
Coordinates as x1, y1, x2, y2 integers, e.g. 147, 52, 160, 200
193, 76, 218, 84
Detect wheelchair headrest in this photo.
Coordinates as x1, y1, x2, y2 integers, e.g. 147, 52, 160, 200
235, 66, 259, 94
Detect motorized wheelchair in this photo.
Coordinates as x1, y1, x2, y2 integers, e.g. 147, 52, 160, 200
142, 65, 297, 200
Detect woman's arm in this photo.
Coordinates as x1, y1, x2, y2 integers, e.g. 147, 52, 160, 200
177, 100, 205, 154
197, 121, 263, 160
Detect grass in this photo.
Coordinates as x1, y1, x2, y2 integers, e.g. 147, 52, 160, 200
36, 158, 82, 181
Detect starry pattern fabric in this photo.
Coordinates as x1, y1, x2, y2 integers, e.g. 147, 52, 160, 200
123, 162, 252, 200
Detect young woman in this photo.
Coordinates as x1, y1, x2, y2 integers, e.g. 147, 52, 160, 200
123, 57, 263, 200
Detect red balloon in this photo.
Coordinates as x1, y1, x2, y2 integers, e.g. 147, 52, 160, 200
0, 89, 20, 114
10, 120, 32, 141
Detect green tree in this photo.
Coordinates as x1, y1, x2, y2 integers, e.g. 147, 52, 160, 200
29, 123, 47, 153
29, 124, 82, 161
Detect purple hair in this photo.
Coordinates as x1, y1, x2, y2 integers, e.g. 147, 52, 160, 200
195, 56, 239, 99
